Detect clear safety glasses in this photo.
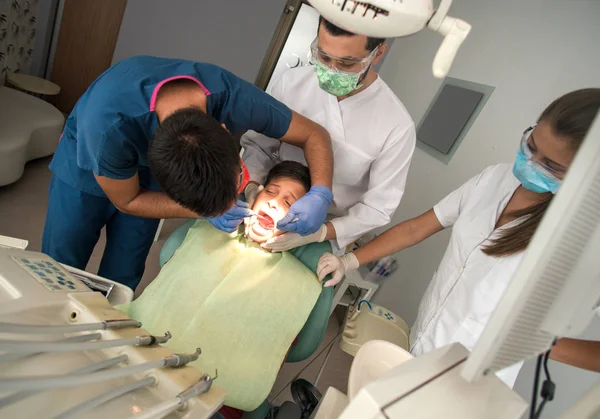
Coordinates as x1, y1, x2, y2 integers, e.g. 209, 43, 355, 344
520, 126, 565, 180
309, 38, 378, 73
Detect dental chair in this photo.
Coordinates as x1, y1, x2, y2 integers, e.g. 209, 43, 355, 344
159, 220, 335, 419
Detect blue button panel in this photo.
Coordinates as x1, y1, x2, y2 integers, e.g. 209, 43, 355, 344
376, 308, 396, 322
12, 256, 85, 293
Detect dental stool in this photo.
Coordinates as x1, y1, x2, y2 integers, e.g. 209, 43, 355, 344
159, 220, 335, 419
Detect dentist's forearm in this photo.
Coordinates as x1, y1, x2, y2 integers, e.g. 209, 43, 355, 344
95, 173, 200, 219
280, 112, 333, 189
353, 209, 444, 266
120, 191, 201, 219
303, 127, 333, 189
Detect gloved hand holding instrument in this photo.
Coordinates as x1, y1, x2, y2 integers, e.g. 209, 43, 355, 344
276, 185, 333, 235
243, 182, 264, 236
207, 200, 256, 233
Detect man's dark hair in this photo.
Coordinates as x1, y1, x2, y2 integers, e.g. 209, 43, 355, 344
149, 107, 240, 217
265, 161, 311, 193
318, 16, 385, 51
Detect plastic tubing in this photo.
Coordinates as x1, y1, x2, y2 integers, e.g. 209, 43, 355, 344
0, 332, 170, 353
0, 358, 164, 392
0, 333, 102, 363
0, 320, 140, 334
53, 376, 156, 419
357, 299, 373, 311
0, 355, 128, 408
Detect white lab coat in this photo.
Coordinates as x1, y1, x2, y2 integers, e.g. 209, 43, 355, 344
410, 164, 525, 388
241, 66, 416, 250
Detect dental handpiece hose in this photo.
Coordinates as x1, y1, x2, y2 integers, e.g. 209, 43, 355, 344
0, 331, 172, 353
177, 371, 217, 402
53, 376, 157, 419
0, 348, 201, 391
0, 319, 141, 334
125, 371, 217, 419
0, 333, 102, 363
0, 355, 128, 409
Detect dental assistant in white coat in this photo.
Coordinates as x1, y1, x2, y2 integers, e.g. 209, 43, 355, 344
317, 88, 600, 387
241, 17, 416, 253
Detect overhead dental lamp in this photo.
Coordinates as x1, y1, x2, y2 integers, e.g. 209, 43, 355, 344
308, 0, 471, 78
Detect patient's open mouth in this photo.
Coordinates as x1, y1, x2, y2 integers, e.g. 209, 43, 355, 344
256, 212, 275, 231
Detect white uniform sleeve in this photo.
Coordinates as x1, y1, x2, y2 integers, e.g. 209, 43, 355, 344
330, 123, 416, 249
240, 74, 287, 184
433, 167, 491, 228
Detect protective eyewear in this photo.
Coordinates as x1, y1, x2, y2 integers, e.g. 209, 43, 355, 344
238, 158, 250, 195
309, 38, 378, 73
520, 126, 566, 179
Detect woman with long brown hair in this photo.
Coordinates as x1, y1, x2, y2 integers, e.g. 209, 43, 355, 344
316, 88, 600, 387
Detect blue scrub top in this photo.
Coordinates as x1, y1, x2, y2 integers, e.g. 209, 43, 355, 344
50, 55, 292, 197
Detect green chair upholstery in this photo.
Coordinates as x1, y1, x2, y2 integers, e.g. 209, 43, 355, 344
159, 219, 195, 268
160, 220, 335, 418
285, 242, 334, 363
241, 401, 271, 419
159, 220, 334, 364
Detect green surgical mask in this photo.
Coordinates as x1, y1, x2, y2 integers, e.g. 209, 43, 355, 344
314, 60, 364, 97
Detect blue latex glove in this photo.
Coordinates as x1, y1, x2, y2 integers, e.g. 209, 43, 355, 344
206, 200, 256, 233
277, 185, 333, 235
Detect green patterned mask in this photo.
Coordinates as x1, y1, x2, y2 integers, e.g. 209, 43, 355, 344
314, 60, 363, 97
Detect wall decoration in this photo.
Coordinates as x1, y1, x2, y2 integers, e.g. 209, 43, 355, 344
0, 0, 39, 85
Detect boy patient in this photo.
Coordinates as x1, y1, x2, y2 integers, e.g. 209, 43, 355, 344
120, 161, 327, 412
244, 161, 310, 244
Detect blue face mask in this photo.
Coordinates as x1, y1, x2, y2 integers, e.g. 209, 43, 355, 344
512, 148, 561, 194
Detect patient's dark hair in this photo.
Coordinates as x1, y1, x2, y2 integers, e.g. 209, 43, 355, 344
149, 107, 240, 217
265, 161, 311, 193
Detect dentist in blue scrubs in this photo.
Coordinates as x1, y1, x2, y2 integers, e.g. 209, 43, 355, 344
43, 55, 334, 290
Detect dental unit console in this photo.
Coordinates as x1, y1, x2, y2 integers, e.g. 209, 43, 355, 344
308, 0, 471, 78
0, 244, 226, 419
